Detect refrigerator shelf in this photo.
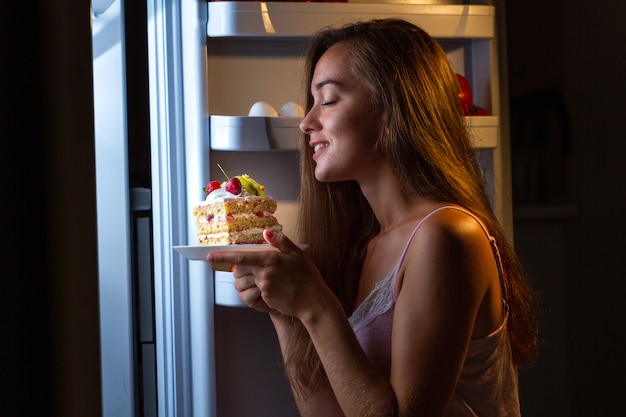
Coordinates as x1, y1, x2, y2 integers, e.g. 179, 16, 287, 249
210, 115, 302, 151
210, 114, 498, 151
214, 271, 246, 307
207, 2, 495, 39
466, 115, 499, 149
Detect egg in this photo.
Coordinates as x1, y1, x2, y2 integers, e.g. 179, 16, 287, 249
248, 101, 278, 117
279, 101, 305, 117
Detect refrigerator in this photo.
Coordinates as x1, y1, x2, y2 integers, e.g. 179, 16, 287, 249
90, 1, 510, 416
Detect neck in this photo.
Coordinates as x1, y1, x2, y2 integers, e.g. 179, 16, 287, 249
358, 168, 434, 233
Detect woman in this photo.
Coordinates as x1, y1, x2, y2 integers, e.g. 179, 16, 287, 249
208, 19, 537, 417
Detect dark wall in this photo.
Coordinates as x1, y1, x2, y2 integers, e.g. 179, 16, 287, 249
506, 1, 626, 416
1, 2, 102, 417
1, 4, 50, 416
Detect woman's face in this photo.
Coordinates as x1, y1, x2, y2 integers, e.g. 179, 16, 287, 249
300, 41, 385, 183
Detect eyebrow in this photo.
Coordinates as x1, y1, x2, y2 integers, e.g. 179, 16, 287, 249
313, 79, 339, 91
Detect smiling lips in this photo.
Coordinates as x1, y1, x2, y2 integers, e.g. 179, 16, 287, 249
313, 142, 329, 153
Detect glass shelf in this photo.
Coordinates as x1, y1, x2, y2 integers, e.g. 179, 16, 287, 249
207, 2, 495, 39
209, 115, 498, 150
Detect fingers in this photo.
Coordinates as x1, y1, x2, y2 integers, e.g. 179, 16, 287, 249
205, 232, 309, 316
206, 250, 251, 265
264, 229, 302, 255
206, 232, 303, 265
231, 264, 253, 279
235, 276, 275, 313
233, 273, 256, 291
238, 285, 263, 308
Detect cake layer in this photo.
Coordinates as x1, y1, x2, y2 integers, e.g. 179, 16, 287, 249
193, 195, 282, 245
194, 196, 277, 217
197, 224, 283, 245
194, 212, 280, 234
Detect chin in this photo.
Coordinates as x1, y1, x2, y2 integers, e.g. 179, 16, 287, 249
314, 170, 350, 185
314, 173, 331, 183
314, 161, 356, 183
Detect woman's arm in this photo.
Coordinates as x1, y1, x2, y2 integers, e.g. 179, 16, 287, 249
387, 209, 500, 416
288, 211, 498, 417
208, 217, 498, 417
210, 231, 399, 416
269, 313, 348, 417
289, 297, 399, 417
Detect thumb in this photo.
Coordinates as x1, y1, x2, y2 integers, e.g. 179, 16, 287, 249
264, 229, 302, 255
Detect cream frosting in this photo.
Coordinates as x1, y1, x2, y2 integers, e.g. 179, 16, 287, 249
199, 188, 264, 205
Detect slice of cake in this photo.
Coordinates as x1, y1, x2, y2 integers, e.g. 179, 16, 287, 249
193, 174, 282, 245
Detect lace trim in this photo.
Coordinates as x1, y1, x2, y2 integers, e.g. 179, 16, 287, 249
348, 270, 395, 333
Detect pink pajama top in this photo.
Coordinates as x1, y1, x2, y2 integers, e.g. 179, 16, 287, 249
344, 206, 521, 417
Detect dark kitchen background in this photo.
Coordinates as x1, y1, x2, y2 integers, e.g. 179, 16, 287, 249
2, 1, 625, 416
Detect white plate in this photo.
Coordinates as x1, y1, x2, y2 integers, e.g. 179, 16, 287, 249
173, 244, 308, 261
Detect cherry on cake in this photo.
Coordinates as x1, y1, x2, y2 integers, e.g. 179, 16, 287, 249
193, 174, 282, 245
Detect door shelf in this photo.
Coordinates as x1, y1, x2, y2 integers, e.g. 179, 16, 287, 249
210, 115, 301, 151
467, 115, 498, 148
207, 2, 495, 39
215, 271, 247, 307
210, 114, 498, 151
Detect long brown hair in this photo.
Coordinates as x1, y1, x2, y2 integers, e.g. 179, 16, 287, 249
289, 18, 537, 396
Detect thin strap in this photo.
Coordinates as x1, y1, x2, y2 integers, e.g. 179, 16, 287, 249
391, 206, 454, 301
391, 205, 508, 308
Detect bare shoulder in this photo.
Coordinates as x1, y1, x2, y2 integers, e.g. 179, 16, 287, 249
415, 206, 490, 247
394, 205, 502, 336
389, 207, 502, 409
395, 206, 497, 303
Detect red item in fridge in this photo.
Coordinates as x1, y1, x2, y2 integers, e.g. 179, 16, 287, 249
468, 105, 488, 116
456, 74, 473, 115
456, 74, 488, 116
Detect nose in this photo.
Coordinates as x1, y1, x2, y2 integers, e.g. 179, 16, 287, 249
299, 107, 317, 134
